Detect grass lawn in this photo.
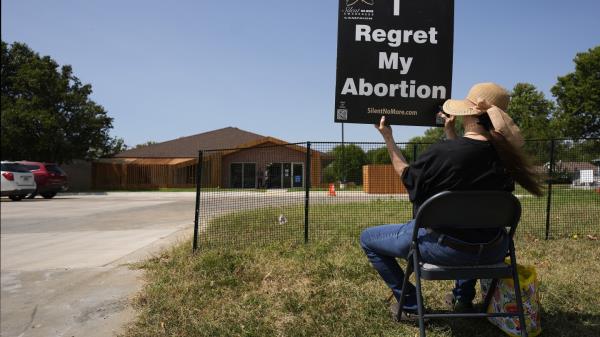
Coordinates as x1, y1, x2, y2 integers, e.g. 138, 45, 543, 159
124, 237, 600, 337
202, 187, 599, 248
123, 188, 600, 337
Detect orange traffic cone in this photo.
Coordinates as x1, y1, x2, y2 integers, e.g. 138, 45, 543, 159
328, 183, 336, 197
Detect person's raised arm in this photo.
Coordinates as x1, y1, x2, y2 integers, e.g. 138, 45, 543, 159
437, 111, 457, 140
375, 116, 409, 177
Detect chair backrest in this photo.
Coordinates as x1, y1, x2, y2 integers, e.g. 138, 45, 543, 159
415, 191, 521, 232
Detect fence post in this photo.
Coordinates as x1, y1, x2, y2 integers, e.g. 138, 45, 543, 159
412, 143, 418, 218
304, 142, 311, 244
193, 150, 203, 252
412, 143, 418, 163
545, 139, 555, 240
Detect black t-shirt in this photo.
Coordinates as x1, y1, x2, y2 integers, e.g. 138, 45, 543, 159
402, 137, 514, 243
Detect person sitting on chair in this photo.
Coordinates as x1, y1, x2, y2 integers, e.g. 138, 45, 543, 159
360, 82, 543, 321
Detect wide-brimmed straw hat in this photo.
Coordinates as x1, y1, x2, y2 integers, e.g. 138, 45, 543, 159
442, 82, 524, 148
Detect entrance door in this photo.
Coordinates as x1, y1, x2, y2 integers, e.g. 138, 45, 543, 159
230, 163, 243, 188
267, 163, 282, 188
282, 163, 292, 188
243, 163, 256, 188
292, 163, 303, 188
230, 163, 256, 188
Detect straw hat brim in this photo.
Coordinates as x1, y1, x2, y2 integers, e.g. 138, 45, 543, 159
442, 99, 485, 116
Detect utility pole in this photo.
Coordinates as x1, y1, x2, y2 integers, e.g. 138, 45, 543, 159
341, 122, 346, 188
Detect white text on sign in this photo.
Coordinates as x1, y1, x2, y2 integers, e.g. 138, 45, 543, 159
378, 53, 413, 74
355, 25, 438, 47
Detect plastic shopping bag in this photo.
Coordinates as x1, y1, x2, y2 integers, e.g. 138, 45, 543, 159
480, 262, 542, 337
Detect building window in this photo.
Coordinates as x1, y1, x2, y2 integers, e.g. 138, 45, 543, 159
266, 162, 303, 189
292, 163, 303, 188
230, 163, 256, 188
243, 163, 256, 188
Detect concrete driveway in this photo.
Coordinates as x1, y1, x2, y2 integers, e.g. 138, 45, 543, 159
1, 190, 409, 337
1, 192, 196, 337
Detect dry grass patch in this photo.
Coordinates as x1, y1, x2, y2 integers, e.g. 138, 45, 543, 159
124, 237, 600, 337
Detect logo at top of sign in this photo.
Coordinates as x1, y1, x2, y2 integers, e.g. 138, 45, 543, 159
343, 0, 374, 21
346, 0, 374, 6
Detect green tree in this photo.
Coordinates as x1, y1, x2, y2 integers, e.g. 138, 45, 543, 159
365, 147, 391, 164
507, 83, 557, 164
1, 41, 124, 163
134, 141, 157, 149
323, 144, 367, 184
551, 46, 600, 138
508, 83, 556, 139
408, 127, 444, 144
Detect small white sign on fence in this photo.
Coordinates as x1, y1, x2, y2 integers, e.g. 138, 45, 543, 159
580, 169, 594, 183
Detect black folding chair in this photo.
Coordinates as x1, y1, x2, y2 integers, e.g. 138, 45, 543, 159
397, 191, 528, 337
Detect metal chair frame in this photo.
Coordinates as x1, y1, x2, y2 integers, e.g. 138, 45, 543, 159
397, 191, 528, 337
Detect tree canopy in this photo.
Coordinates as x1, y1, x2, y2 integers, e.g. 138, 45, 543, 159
505, 83, 557, 163
507, 83, 557, 140
1, 41, 125, 163
365, 147, 391, 165
323, 144, 367, 184
134, 141, 158, 149
407, 127, 444, 145
551, 46, 600, 138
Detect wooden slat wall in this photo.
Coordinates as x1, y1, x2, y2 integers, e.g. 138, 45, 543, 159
362, 164, 407, 194
208, 153, 222, 188
93, 162, 175, 189
92, 163, 126, 189
92, 158, 222, 190
311, 153, 323, 188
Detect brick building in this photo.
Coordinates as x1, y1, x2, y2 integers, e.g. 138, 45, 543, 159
93, 127, 325, 189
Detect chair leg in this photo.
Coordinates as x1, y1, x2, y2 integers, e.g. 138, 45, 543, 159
397, 255, 414, 321
413, 252, 427, 337
482, 278, 498, 313
509, 248, 528, 337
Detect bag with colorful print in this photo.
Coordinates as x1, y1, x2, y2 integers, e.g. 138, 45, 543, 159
480, 263, 542, 337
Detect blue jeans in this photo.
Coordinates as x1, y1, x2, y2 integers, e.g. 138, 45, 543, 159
359, 221, 508, 311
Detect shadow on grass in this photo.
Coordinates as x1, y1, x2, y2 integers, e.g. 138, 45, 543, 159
431, 309, 600, 337
539, 311, 600, 337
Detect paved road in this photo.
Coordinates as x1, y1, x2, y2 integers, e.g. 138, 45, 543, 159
1, 190, 408, 337
1, 193, 196, 337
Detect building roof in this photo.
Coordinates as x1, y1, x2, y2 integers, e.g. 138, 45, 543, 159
220, 137, 322, 158
535, 161, 599, 173
554, 161, 598, 172
114, 127, 267, 158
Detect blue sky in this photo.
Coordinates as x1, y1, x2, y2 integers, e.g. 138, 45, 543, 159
2, 0, 599, 146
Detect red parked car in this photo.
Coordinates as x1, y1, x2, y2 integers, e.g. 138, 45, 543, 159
18, 161, 68, 199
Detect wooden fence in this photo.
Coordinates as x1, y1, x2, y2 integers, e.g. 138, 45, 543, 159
362, 164, 407, 194
92, 161, 201, 190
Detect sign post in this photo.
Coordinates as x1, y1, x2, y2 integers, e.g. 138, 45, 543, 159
334, 0, 454, 126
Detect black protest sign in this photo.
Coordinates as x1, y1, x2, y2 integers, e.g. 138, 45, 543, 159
334, 0, 454, 126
